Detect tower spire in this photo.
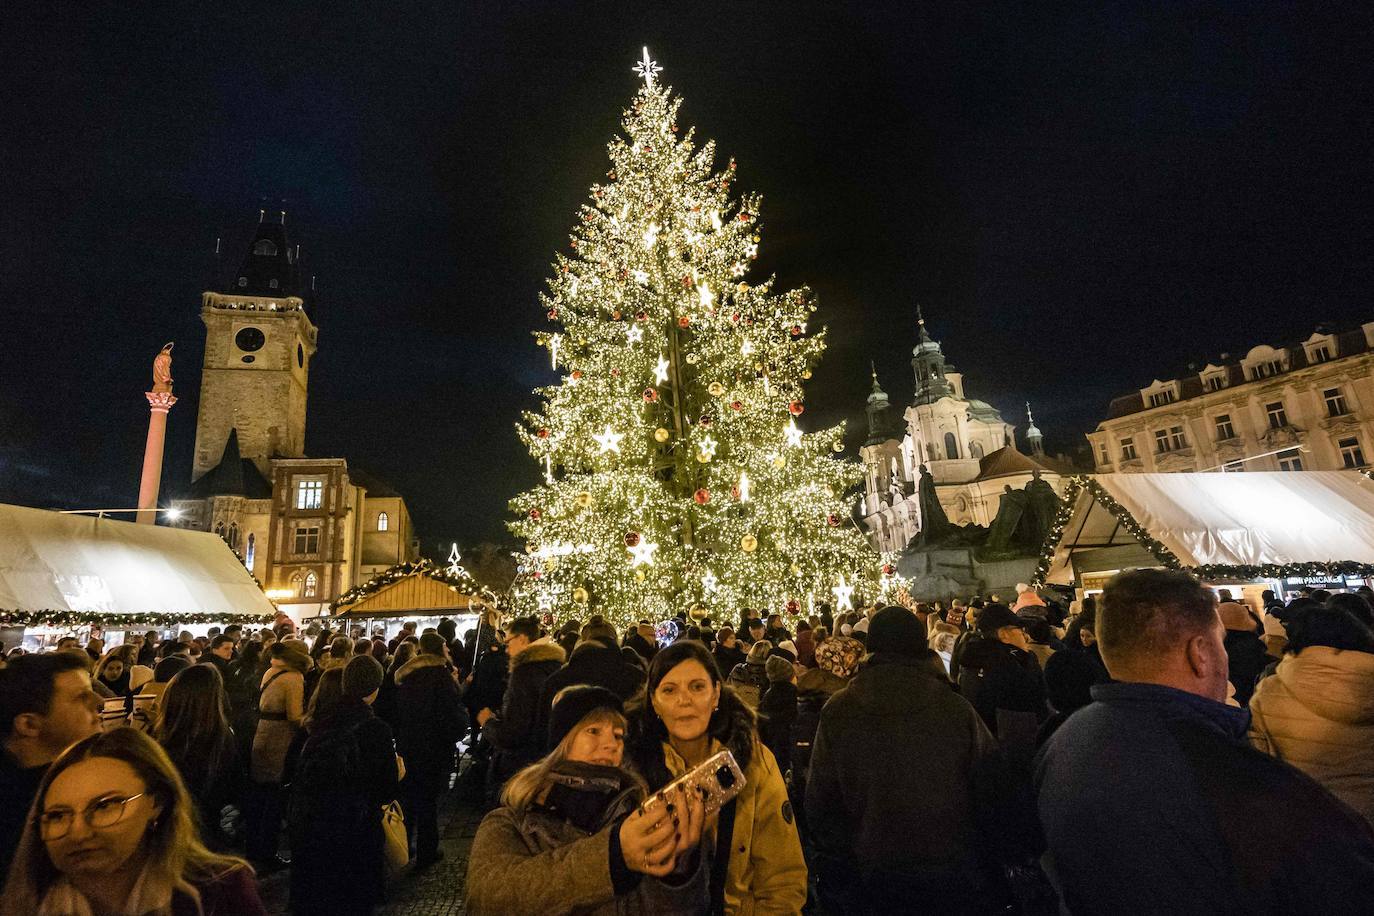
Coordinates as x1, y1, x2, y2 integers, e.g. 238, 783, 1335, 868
1025, 401, 1045, 456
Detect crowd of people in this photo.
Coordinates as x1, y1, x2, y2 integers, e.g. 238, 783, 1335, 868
2, 571, 1373, 914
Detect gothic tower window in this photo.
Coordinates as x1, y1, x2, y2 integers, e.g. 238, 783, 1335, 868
303, 571, 318, 598
253, 239, 278, 256
377, 511, 390, 531
245, 533, 256, 572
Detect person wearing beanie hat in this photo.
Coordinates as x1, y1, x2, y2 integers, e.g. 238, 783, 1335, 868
727, 639, 772, 707
775, 639, 799, 661
290, 649, 402, 912
537, 633, 646, 753
546, 685, 623, 750
759, 656, 799, 773
806, 612, 1008, 912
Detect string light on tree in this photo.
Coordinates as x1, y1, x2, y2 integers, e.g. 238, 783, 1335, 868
702, 570, 719, 593
548, 333, 562, 369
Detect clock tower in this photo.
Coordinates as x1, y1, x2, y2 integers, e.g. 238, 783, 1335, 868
191, 210, 318, 481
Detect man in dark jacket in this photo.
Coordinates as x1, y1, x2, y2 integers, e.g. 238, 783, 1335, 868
806, 607, 1017, 913
1035, 569, 1374, 914
957, 603, 1048, 772
479, 616, 566, 784
535, 631, 645, 751
395, 632, 469, 868
758, 655, 797, 773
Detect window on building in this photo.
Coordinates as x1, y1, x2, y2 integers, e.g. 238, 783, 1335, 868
1154, 429, 1171, 453
944, 432, 959, 460
303, 571, 318, 598
1325, 388, 1350, 417
1266, 402, 1289, 429
1120, 438, 1137, 460
1339, 437, 1366, 469
253, 239, 278, 256
1277, 448, 1304, 472
293, 525, 320, 555
1310, 345, 1332, 363
377, 511, 390, 531
1249, 360, 1283, 381
228, 523, 239, 549
1098, 443, 1109, 466
295, 479, 323, 509
245, 533, 255, 573
268, 278, 279, 289
1148, 389, 1176, 407
1204, 375, 1226, 392
289, 572, 302, 594
1222, 461, 1244, 472
214, 521, 225, 538
1214, 414, 1235, 441
1169, 426, 1187, 450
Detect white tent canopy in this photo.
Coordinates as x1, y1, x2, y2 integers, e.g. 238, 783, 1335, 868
1042, 471, 1374, 585
0, 503, 277, 624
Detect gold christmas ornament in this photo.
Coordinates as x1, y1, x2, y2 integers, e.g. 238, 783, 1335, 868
689, 605, 707, 622
772, 455, 787, 469
802, 369, 812, 379
686, 353, 699, 365
573, 587, 589, 603
635, 569, 647, 582
653, 427, 671, 443
697, 451, 711, 463
708, 381, 725, 397
740, 534, 758, 552
832, 441, 844, 452
575, 491, 593, 508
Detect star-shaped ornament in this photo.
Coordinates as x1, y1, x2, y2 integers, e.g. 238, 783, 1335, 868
653, 355, 670, 385
784, 418, 804, 447
730, 262, 746, 277
699, 434, 718, 459
633, 46, 663, 86
702, 570, 719, 593
628, 539, 659, 567
833, 576, 855, 612
593, 426, 624, 454
626, 324, 644, 344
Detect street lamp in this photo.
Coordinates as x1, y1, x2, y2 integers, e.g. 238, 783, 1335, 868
57, 506, 184, 521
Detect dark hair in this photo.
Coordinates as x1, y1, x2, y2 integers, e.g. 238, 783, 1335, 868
1261, 589, 1276, 602
1098, 569, 1216, 671
389, 641, 416, 674
1327, 593, 1374, 629
209, 635, 234, 652
153, 664, 235, 796
419, 632, 447, 656
1023, 617, 1053, 645
235, 640, 263, 677
304, 667, 345, 732
1285, 606, 1374, 655
0, 653, 92, 739
507, 616, 541, 642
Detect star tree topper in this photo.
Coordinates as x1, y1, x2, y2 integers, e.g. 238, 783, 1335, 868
633, 46, 663, 86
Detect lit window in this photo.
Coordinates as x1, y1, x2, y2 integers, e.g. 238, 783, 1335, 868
253, 239, 278, 256
1266, 402, 1288, 429
1277, 449, 1304, 472
1169, 426, 1187, 450
1154, 429, 1171, 453
1325, 388, 1349, 417
295, 479, 323, 509
1098, 443, 1109, 466
1149, 389, 1176, 407
1120, 438, 1137, 460
303, 571, 318, 598
1339, 437, 1366, 469
245, 533, 256, 573
1214, 414, 1235, 441
377, 511, 389, 531
290, 572, 302, 594
1249, 359, 1284, 381
293, 526, 320, 555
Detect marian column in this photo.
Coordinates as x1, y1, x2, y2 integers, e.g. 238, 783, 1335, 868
137, 343, 177, 524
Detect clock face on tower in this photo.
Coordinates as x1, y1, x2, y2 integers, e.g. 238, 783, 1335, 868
235, 327, 266, 352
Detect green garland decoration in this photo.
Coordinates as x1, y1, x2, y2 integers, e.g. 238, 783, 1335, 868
1031, 475, 1374, 586
330, 559, 498, 613
0, 611, 275, 628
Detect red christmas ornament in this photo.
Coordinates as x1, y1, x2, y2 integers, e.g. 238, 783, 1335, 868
611, 368, 621, 377
827, 514, 840, 527
699, 414, 712, 427
730, 485, 741, 500
636, 311, 648, 321
541, 611, 554, 627
571, 370, 583, 380
678, 316, 691, 328
681, 275, 693, 288
548, 309, 558, 320
731, 313, 741, 323
731, 400, 743, 411
789, 401, 805, 416
738, 212, 751, 222
529, 508, 541, 520
693, 488, 711, 505
624, 531, 641, 547
882, 563, 895, 575
611, 309, 622, 320
790, 325, 802, 337
536, 428, 549, 438
569, 240, 578, 249
532, 570, 542, 580
786, 599, 800, 615
643, 388, 659, 403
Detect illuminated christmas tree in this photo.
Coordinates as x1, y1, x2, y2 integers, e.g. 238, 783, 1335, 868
508, 50, 885, 629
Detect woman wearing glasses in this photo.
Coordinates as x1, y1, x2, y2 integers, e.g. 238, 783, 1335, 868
1, 727, 265, 915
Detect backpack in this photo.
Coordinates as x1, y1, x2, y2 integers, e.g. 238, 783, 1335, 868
289, 721, 370, 833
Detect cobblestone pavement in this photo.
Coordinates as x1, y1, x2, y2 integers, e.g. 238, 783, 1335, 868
261, 767, 487, 915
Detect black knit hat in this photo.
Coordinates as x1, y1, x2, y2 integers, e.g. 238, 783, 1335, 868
975, 603, 1025, 634
866, 606, 928, 657
547, 685, 623, 750
342, 655, 384, 700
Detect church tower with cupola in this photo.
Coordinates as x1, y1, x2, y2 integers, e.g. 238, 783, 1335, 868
191, 210, 318, 481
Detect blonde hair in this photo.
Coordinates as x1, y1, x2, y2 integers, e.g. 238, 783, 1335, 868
0, 727, 250, 915
500, 708, 642, 814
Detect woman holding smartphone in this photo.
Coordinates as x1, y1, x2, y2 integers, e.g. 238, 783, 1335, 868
627, 641, 807, 915
466, 685, 708, 914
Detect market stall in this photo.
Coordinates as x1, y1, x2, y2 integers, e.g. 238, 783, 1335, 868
0, 502, 276, 650
322, 559, 497, 642
1033, 471, 1374, 605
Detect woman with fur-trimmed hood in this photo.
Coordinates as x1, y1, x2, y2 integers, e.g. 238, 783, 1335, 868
479, 616, 568, 783
626, 641, 807, 915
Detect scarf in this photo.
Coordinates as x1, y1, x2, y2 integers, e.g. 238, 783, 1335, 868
37, 864, 175, 916
536, 761, 638, 834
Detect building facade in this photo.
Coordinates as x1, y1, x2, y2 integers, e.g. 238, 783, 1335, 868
859, 312, 1069, 553
172, 211, 418, 619
1087, 322, 1374, 475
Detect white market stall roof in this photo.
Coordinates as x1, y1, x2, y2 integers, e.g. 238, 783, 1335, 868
0, 503, 277, 627
1035, 472, 1374, 586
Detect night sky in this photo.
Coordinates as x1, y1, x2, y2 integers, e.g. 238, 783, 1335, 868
3, 3, 1371, 548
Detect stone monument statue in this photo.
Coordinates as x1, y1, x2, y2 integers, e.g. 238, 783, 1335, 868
916, 463, 954, 544
1024, 469, 1061, 549
152, 342, 174, 392
986, 484, 1029, 552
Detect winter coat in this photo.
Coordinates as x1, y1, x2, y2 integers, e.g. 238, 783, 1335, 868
250, 667, 303, 783
726, 660, 769, 708
712, 642, 746, 678
466, 762, 708, 915
805, 652, 1013, 913
791, 668, 848, 795
793, 630, 816, 668
485, 640, 566, 781
288, 699, 399, 914
1249, 646, 1374, 827
394, 653, 470, 773
1224, 628, 1273, 706
1035, 681, 1374, 915
538, 641, 647, 751
628, 689, 808, 915
466, 642, 509, 717
757, 681, 797, 774
625, 632, 657, 662
957, 638, 1048, 772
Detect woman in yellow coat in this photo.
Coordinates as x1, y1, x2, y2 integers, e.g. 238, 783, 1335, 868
627, 640, 807, 915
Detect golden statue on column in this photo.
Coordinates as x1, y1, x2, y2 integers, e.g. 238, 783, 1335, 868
137, 343, 178, 524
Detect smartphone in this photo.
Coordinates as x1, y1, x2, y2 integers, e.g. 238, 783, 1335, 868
640, 749, 746, 821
